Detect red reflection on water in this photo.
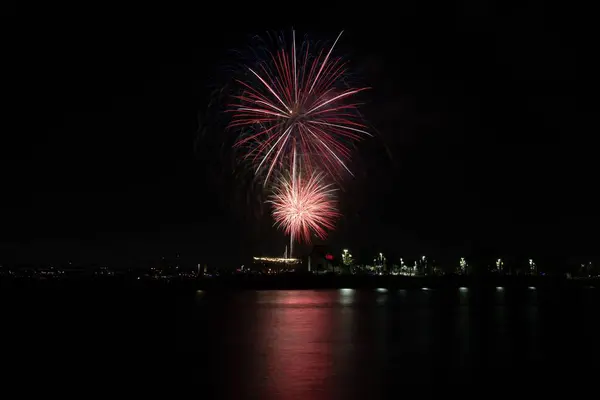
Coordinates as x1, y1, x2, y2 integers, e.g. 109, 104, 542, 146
257, 291, 335, 400
264, 290, 335, 306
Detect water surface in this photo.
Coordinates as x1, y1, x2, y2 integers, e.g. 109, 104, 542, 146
6, 287, 598, 396
178, 287, 599, 397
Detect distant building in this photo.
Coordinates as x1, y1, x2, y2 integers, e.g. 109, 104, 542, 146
372, 253, 387, 274
496, 258, 505, 274
309, 245, 335, 273
528, 259, 537, 275
252, 256, 300, 274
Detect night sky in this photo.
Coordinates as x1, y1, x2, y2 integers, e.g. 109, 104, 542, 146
3, 2, 596, 268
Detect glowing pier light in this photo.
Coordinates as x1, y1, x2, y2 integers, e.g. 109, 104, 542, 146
339, 288, 355, 305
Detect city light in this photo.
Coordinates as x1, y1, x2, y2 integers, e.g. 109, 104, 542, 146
376, 288, 388, 293
529, 259, 537, 274
459, 257, 468, 274
342, 249, 353, 267
459, 287, 468, 292
253, 257, 300, 264
496, 258, 504, 272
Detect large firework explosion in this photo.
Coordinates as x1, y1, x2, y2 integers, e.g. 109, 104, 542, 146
228, 30, 370, 249
228, 30, 371, 185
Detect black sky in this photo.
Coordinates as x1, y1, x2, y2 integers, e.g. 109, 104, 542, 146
3, 2, 597, 267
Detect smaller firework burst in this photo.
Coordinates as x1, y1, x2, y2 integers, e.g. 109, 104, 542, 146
269, 169, 340, 244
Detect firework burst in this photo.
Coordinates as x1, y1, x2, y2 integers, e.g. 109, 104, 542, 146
269, 167, 340, 244
229, 30, 371, 185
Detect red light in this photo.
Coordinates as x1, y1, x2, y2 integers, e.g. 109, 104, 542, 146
325, 254, 334, 261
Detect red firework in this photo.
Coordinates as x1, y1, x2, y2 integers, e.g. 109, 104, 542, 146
228, 30, 371, 185
269, 169, 340, 243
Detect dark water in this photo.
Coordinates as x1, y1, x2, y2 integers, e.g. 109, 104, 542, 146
5, 287, 599, 395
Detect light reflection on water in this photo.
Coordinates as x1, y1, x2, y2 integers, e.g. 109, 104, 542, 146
339, 288, 355, 305
191, 288, 599, 399
259, 291, 335, 398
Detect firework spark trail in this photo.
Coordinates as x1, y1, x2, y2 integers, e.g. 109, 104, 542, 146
269, 168, 340, 243
228, 30, 370, 185
308, 31, 343, 94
